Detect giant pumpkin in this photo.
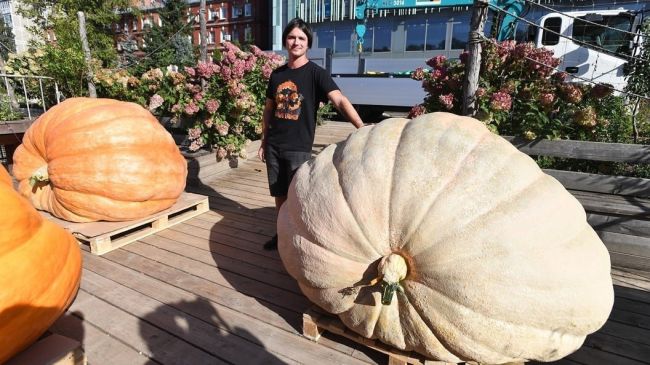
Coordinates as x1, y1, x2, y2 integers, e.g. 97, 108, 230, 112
278, 113, 614, 364
0, 165, 82, 363
12, 97, 188, 222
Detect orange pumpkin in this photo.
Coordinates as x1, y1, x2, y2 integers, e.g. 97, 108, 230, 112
12, 97, 188, 222
0, 165, 82, 363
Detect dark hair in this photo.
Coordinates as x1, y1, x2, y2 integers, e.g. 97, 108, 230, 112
282, 18, 313, 49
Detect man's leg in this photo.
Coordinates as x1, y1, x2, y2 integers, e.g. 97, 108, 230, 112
264, 150, 311, 250
263, 195, 287, 250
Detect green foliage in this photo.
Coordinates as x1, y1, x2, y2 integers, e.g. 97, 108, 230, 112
95, 42, 286, 160
14, 0, 130, 97
625, 19, 650, 99
410, 40, 633, 144
0, 96, 22, 121
132, 0, 196, 75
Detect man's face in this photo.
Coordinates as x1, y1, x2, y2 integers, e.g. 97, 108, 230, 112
285, 27, 309, 59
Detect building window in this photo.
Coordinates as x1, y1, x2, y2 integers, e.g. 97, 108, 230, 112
143, 16, 152, 28
3, 13, 11, 28
232, 6, 239, 18
450, 16, 470, 49
317, 29, 334, 50
209, 9, 218, 21
244, 25, 252, 42
426, 21, 445, 50
207, 31, 215, 44
373, 25, 391, 52
405, 20, 426, 51
233, 29, 239, 43
244, 3, 252, 17
132, 19, 137, 31
158, 15, 162, 26
219, 7, 226, 20
334, 27, 353, 54
541, 17, 561, 46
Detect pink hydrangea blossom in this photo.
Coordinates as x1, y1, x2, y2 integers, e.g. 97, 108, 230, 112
184, 66, 196, 77
411, 67, 425, 81
539, 93, 555, 106
490, 91, 512, 111
148, 94, 164, 111
439, 94, 455, 110
188, 127, 202, 140
189, 140, 204, 151
426, 55, 447, 69
216, 121, 230, 136
205, 99, 220, 114
216, 147, 228, 160
184, 101, 199, 115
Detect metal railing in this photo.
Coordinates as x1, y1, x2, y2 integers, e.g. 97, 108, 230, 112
1, 73, 61, 120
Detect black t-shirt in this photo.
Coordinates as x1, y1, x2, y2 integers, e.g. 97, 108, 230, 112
265, 61, 339, 152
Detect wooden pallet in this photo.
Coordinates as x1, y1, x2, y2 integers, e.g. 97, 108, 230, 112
6, 333, 86, 365
42, 192, 209, 255
303, 306, 525, 365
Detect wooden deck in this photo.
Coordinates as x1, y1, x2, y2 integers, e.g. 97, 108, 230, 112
43, 122, 650, 365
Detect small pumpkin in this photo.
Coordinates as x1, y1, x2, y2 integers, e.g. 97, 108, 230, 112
0, 165, 82, 363
12, 97, 188, 222
278, 113, 613, 364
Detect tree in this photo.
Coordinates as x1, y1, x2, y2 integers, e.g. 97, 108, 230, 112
134, 0, 196, 74
625, 19, 650, 143
16, 0, 131, 96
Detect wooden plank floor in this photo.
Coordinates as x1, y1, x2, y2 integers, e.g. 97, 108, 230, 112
47, 122, 650, 365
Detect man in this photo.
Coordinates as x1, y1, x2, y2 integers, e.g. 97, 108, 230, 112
259, 18, 364, 250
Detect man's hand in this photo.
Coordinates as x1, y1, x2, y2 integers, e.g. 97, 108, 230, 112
258, 145, 266, 163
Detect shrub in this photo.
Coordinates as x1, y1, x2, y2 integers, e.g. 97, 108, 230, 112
410, 39, 632, 143
95, 42, 285, 160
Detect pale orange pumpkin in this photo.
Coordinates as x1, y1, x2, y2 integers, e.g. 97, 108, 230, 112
0, 165, 82, 363
279, 113, 614, 364
12, 97, 188, 222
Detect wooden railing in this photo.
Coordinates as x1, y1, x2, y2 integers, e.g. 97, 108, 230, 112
505, 136, 650, 270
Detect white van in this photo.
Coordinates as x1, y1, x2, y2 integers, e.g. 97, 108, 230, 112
535, 9, 645, 91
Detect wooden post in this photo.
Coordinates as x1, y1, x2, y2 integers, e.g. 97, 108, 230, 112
462, 0, 489, 116
199, 0, 208, 63
77, 11, 96, 98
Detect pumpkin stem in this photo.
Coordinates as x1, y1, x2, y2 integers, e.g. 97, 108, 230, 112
29, 165, 49, 187
378, 253, 408, 305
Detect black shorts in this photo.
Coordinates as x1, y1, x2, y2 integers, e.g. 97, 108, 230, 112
265, 145, 312, 197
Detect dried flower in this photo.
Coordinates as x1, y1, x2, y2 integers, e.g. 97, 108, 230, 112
408, 104, 426, 118
439, 94, 454, 110
148, 94, 164, 111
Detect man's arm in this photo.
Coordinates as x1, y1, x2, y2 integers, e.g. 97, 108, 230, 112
327, 90, 364, 129
258, 98, 275, 162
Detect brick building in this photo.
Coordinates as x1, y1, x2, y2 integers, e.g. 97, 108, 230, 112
114, 0, 270, 58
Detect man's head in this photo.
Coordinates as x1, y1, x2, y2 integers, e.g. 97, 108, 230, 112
282, 18, 313, 49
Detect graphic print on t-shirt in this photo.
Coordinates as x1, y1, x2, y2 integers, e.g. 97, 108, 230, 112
275, 80, 303, 120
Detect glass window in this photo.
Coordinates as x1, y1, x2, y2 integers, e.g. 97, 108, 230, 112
244, 3, 252, 17
317, 29, 334, 50
426, 21, 446, 50
3, 14, 11, 28
335, 28, 353, 54
405, 20, 426, 51
542, 17, 561, 45
374, 25, 391, 52
573, 15, 634, 56
451, 20, 470, 49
